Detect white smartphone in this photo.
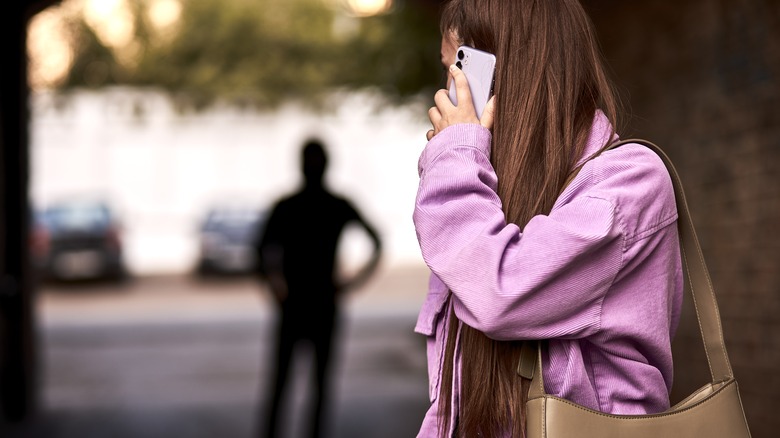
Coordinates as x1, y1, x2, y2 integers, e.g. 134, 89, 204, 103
448, 45, 496, 119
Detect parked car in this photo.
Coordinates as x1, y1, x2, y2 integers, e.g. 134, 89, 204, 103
196, 206, 265, 275
32, 201, 125, 282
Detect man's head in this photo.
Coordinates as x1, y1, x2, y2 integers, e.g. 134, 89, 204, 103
302, 139, 328, 185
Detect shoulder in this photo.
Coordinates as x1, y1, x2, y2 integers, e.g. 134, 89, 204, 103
316, 191, 360, 219
273, 195, 294, 210
269, 193, 301, 217
596, 143, 672, 191
321, 190, 351, 208
567, 143, 678, 244
333, 194, 360, 217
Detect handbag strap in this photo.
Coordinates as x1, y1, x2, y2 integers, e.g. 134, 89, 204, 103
521, 139, 734, 399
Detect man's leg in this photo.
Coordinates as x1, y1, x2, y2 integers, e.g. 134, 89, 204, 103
308, 310, 337, 438
263, 312, 297, 438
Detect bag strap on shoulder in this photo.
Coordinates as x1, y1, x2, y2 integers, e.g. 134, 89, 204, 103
521, 139, 734, 399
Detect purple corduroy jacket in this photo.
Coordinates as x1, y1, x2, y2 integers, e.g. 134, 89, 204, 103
413, 113, 683, 437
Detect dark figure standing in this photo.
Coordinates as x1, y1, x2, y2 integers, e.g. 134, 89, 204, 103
256, 140, 382, 438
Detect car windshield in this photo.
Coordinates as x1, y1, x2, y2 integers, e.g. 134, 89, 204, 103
204, 209, 260, 229
44, 203, 111, 230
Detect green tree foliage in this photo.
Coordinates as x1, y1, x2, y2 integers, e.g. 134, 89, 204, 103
61, 0, 443, 108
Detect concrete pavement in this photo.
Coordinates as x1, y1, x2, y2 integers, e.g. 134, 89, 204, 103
6, 265, 433, 438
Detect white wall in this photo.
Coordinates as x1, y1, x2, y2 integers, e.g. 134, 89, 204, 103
30, 88, 430, 275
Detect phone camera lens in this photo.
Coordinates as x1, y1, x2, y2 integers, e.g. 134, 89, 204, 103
455, 61, 462, 69
457, 50, 464, 60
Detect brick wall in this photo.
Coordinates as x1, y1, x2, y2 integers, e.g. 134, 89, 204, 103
583, 0, 780, 435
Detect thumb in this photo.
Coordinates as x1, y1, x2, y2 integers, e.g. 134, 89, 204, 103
481, 96, 496, 130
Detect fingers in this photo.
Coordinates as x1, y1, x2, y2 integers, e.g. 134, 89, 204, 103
426, 65, 481, 140
428, 104, 442, 125
449, 64, 474, 111
481, 96, 496, 130
433, 88, 452, 111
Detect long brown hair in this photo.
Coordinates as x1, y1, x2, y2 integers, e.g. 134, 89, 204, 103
437, 1, 622, 437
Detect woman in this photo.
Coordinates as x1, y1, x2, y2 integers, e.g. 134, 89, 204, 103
413, 1, 683, 437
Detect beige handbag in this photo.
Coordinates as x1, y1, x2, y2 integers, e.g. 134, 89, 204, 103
517, 139, 752, 437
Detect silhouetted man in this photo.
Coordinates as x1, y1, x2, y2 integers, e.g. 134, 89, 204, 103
256, 139, 382, 438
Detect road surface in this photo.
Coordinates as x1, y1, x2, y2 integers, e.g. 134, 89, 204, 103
8, 265, 433, 438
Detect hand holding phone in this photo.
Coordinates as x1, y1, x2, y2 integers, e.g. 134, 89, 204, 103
448, 45, 496, 119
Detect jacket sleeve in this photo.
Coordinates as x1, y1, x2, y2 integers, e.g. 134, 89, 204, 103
413, 124, 624, 341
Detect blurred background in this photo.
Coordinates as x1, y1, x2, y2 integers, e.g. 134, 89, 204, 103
8, 1, 443, 437
1, 0, 778, 437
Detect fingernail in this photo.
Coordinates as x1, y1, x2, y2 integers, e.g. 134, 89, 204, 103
449, 64, 457, 72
